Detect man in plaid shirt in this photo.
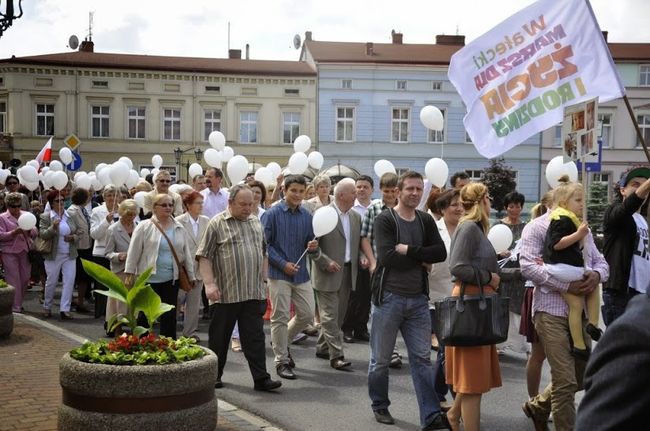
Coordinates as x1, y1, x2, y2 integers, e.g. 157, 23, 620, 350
519, 205, 609, 431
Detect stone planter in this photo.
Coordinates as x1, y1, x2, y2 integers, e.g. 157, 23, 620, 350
0, 285, 15, 338
58, 347, 218, 431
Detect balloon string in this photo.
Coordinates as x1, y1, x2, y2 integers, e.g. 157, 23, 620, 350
296, 236, 317, 264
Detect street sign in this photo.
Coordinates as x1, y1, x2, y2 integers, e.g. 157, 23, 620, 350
64, 134, 81, 151
66, 151, 82, 171
576, 138, 602, 173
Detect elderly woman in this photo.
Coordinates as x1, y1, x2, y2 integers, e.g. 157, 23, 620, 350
67, 187, 93, 313
176, 191, 209, 341
304, 174, 333, 214
0, 192, 38, 312
247, 180, 267, 218
40, 190, 80, 320
125, 193, 195, 339
445, 183, 502, 431
104, 199, 139, 336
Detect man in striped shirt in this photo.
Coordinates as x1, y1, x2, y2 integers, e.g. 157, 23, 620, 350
197, 184, 281, 392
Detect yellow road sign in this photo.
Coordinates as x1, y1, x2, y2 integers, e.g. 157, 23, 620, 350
64, 134, 81, 150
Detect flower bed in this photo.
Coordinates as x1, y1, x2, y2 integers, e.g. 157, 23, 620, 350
0, 281, 14, 338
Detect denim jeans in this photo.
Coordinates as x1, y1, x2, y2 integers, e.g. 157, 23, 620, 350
602, 288, 640, 326
368, 291, 441, 428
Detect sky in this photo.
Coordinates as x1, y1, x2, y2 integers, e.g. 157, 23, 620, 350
0, 0, 649, 61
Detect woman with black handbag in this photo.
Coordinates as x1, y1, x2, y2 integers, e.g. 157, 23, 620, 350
444, 183, 502, 431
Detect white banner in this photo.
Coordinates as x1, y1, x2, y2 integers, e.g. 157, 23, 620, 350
448, 0, 624, 159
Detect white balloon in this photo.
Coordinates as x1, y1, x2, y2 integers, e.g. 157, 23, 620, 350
118, 157, 133, 170
222, 146, 234, 162
18, 212, 37, 230
27, 160, 40, 170
52, 171, 69, 190
20, 165, 38, 183
0, 161, 2, 169
140, 168, 151, 178
49, 160, 63, 172
188, 163, 203, 179
151, 168, 160, 178
267, 162, 281, 178
110, 161, 130, 186
208, 131, 226, 150
0, 169, 9, 184
134, 191, 147, 209
43, 171, 55, 188
152, 154, 163, 169
227, 155, 249, 184
288, 152, 309, 175
59, 147, 73, 165
204, 148, 222, 168
91, 177, 103, 191
488, 224, 514, 254
76, 174, 92, 190
126, 170, 140, 188
420, 105, 444, 131
41, 167, 50, 175
312, 206, 339, 237
424, 158, 449, 188
98, 165, 113, 187
169, 184, 181, 194
95, 163, 108, 174
374, 159, 396, 177
24, 181, 39, 192
254, 167, 274, 187
74, 171, 86, 180
545, 156, 578, 188
307, 151, 324, 170
293, 135, 312, 153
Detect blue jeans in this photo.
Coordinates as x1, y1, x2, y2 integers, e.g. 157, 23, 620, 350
368, 291, 441, 428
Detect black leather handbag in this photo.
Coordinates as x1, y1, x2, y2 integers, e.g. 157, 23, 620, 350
434, 268, 509, 347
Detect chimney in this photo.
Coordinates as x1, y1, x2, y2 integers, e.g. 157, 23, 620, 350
391, 30, 403, 44
366, 42, 374, 56
305, 31, 312, 41
228, 49, 242, 59
79, 40, 94, 52
601, 31, 608, 41
435, 35, 465, 46
245, 43, 250, 59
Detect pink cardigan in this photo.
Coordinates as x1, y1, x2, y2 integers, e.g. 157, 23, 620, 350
0, 211, 38, 254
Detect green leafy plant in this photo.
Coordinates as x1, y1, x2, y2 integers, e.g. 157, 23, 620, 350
81, 259, 174, 337
0, 279, 8, 288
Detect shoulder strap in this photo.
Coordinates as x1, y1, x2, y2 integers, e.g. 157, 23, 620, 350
152, 220, 183, 270
388, 208, 400, 243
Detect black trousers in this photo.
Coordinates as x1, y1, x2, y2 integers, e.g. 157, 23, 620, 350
92, 256, 110, 318
209, 300, 270, 383
137, 280, 179, 339
341, 268, 371, 335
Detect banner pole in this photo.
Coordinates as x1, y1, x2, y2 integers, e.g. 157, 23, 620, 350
623, 95, 650, 164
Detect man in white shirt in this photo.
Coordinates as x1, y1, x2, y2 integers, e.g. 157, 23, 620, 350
201, 168, 229, 219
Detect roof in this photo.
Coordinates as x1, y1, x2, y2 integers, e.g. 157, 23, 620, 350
608, 43, 650, 62
304, 40, 461, 65
0, 51, 316, 76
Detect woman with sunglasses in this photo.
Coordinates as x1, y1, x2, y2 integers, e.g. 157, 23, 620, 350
40, 190, 81, 320
0, 175, 30, 212
0, 192, 38, 312
125, 193, 195, 339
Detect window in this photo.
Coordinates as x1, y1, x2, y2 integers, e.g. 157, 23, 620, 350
0, 102, 5, 133
92, 80, 108, 89
432, 81, 442, 91
91, 106, 109, 138
284, 88, 300, 96
396, 80, 407, 90
427, 108, 446, 143
283, 112, 300, 144
205, 85, 220, 93
592, 172, 610, 183
336, 107, 355, 142
640, 65, 650, 86
203, 110, 221, 141
36, 103, 54, 136
341, 79, 352, 89
466, 170, 483, 181
239, 111, 258, 143
554, 124, 563, 147
637, 115, 650, 148
391, 107, 409, 143
598, 113, 612, 148
127, 106, 145, 139
163, 108, 181, 141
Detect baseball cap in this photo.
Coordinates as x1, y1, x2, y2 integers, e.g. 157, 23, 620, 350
619, 166, 650, 187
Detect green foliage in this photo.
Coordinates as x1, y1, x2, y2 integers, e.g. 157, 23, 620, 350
82, 259, 173, 335
0, 279, 8, 288
587, 181, 609, 251
481, 157, 518, 214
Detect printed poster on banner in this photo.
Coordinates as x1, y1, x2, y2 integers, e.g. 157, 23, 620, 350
448, 0, 624, 159
561, 97, 598, 163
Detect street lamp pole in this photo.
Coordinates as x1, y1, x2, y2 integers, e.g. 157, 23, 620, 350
174, 146, 204, 183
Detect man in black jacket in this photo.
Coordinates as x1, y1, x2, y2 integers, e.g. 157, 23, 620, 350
367, 171, 450, 430
602, 166, 650, 325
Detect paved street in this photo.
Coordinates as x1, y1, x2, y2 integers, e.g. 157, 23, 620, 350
8, 285, 575, 431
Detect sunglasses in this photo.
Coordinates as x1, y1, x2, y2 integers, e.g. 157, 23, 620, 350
6, 182, 18, 186
156, 203, 173, 208
8, 204, 21, 208
157, 179, 171, 183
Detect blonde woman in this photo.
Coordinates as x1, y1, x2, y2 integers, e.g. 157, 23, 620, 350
445, 183, 502, 431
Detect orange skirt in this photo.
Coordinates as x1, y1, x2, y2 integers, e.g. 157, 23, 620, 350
445, 283, 502, 394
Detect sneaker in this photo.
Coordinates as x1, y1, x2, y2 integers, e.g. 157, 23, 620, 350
389, 351, 402, 369
292, 332, 309, 345
422, 412, 451, 430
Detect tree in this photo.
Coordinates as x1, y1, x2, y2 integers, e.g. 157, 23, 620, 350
480, 157, 517, 215
587, 181, 609, 252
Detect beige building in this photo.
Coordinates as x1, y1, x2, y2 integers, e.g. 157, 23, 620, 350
0, 41, 316, 181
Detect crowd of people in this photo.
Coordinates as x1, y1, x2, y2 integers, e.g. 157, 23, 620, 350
2, 161, 649, 431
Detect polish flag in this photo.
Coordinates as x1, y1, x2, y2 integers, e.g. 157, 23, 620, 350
35, 137, 52, 165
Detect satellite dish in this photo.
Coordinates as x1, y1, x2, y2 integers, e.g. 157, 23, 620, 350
293, 34, 301, 50
68, 35, 79, 50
